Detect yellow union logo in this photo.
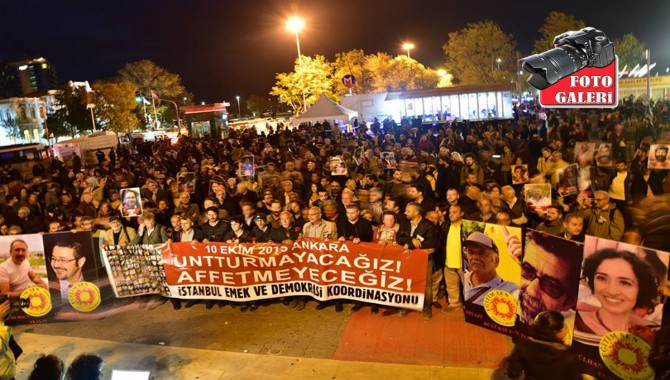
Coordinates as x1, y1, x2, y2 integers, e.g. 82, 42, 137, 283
68, 282, 101, 312
20, 286, 52, 317
483, 290, 517, 327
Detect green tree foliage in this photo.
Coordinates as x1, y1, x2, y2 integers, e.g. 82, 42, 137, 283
92, 80, 141, 133
246, 95, 273, 117
533, 12, 586, 54
365, 52, 396, 92
1, 117, 21, 142
51, 84, 90, 138
118, 60, 189, 101
332, 49, 373, 95
443, 21, 517, 85
271, 55, 335, 114
614, 33, 646, 71
367, 54, 439, 91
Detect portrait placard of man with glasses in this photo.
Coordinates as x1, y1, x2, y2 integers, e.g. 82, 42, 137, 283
44, 232, 97, 308
516, 230, 584, 342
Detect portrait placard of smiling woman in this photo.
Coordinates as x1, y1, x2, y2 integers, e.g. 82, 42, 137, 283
574, 236, 669, 346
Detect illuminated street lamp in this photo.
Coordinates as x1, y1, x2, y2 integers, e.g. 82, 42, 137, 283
437, 69, 447, 77
402, 42, 414, 58
286, 16, 307, 112
236, 95, 241, 119
86, 103, 97, 132
286, 16, 304, 57
496, 57, 502, 70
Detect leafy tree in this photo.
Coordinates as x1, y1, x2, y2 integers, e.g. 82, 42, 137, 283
443, 21, 517, 85
118, 60, 189, 101
92, 80, 141, 133
271, 55, 335, 114
51, 83, 90, 138
614, 33, 646, 71
2, 117, 21, 142
246, 95, 273, 117
332, 49, 373, 95
533, 12, 586, 54
365, 52, 396, 93
45, 114, 69, 140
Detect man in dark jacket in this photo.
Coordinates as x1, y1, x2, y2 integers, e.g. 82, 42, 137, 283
132, 211, 170, 244
201, 206, 229, 242
337, 204, 373, 243
172, 216, 204, 242
397, 202, 437, 319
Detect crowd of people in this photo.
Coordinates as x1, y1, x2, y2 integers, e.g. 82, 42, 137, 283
1, 98, 670, 319
0, 95, 668, 376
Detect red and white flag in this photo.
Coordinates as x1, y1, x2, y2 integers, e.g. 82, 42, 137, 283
151, 90, 159, 100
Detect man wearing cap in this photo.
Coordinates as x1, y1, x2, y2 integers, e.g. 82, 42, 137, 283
100, 215, 137, 247
303, 206, 337, 239
251, 213, 271, 242
462, 231, 518, 306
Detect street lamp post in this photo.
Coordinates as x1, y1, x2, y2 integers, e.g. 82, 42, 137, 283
236, 96, 241, 119
86, 103, 97, 132
496, 57, 502, 70
287, 16, 307, 112
157, 98, 182, 130
402, 42, 414, 58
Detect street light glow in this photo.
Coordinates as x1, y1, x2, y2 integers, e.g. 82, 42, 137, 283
402, 42, 414, 58
286, 16, 304, 33
437, 69, 447, 77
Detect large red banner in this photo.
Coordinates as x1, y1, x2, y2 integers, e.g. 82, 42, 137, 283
162, 239, 429, 310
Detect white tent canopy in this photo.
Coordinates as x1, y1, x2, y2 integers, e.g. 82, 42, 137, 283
291, 93, 358, 125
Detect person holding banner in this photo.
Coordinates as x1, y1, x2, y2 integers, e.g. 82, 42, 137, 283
0, 240, 47, 299
303, 207, 337, 240
200, 207, 228, 243
507, 311, 581, 380
222, 216, 252, 244
173, 216, 204, 243
397, 202, 437, 319
270, 211, 301, 244
337, 205, 373, 244
100, 215, 137, 247
132, 211, 169, 245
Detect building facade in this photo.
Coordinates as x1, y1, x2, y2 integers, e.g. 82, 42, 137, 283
341, 83, 516, 124
0, 57, 58, 98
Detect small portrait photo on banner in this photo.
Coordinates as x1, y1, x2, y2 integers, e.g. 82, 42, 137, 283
574, 236, 669, 346
330, 156, 348, 176
178, 172, 196, 194
557, 164, 579, 197
594, 142, 613, 168
511, 165, 529, 184
120, 187, 143, 217
648, 144, 670, 169
239, 155, 255, 177
43, 231, 99, 310
380, 152, 397, 170
574, 142, 596, 166
524, 183, 552, 213
517, 230, 584, 344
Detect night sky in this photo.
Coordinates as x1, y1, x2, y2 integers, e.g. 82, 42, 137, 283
2, 0, 668, 105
